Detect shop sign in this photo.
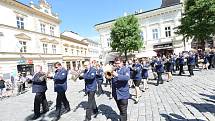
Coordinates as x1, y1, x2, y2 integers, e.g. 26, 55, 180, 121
18, 59, 26, 65
27, 59, 33, 64
153, 43, 173, 49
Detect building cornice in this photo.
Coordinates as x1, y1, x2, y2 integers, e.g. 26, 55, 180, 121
95, 4, 182, 30
1, 0, 61, 24
0, 24, 61, 39
60, 35, 88, 46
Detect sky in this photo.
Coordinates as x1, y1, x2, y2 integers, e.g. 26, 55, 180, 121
18, 0, 161, 41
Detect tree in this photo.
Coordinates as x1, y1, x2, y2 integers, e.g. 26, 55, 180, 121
176, 0, 215, 49
110, 15, 143, 61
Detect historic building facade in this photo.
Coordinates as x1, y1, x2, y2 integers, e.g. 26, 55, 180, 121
95, 0, 191, 63
60, 31, 90, 70
0, 0, 62, 76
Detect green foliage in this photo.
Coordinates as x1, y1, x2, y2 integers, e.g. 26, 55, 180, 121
176, 0, 215, 44
110, 15, 143, 60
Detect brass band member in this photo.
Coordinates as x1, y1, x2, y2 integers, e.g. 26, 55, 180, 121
31, 65, 49, 120
132, 58, 142, 103
112, 57, 130, 121
80, 61, 98, 121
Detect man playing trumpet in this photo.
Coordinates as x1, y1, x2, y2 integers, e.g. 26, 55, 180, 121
112, 57, 130, 121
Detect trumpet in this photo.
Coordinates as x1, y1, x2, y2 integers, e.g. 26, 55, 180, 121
104, 65, 117, 80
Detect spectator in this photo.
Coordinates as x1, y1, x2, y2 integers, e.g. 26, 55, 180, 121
0, 76, 5, 98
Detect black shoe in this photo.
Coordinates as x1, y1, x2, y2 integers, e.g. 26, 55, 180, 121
155, 84, 159, 86
84, 117, 91, 121
41, 109, 49, 114
65, 108, 71, 113
31, 115, 40, 120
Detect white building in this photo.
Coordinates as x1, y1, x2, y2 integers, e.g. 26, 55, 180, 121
0, 0, 62, 77
60, 31, 89, 70
83, 38, 102, 64
95, 0, 191, 63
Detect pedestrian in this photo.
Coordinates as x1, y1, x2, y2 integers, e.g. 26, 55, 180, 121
203, 53, 209, 70
96, 63, 104, 96
0, 76, 5, 98
31, 65, 49, 120
48, 62, 70, 120
112, 57, 130, 121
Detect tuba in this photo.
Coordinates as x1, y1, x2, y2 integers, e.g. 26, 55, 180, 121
103, 64, 116, 79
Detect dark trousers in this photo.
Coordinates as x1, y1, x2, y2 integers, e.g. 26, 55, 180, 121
157, 72, 163, 85
86, 91, 98, 120
188, 65, 194, 76
179, 64, 184, 75
115, 99, 128, 121
34, 92, 48, 116
56, 92, 70, 113
176, 65, 179, 71
97, 80, 103, 95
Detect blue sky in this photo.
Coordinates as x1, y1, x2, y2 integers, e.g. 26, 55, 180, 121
18, 0, 161, 40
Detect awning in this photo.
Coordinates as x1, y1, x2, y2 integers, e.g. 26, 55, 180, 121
135, 50, 157, 58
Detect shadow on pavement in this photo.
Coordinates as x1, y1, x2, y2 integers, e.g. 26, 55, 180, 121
24, 100, 53, 121
98, 104, 120, 121
73, 101, 88, 112
184, 102, 215, 114
172, 73, 190, 77
160, 113, 206, 121
102, 90, 112, 98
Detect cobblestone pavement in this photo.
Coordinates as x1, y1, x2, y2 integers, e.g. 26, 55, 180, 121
0, 69, 214, 121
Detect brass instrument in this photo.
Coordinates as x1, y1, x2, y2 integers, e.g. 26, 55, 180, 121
73, 69, 86, 82
104, 65, 117, 79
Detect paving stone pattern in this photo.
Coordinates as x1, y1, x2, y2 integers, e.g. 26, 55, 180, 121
0, 69, 214, 121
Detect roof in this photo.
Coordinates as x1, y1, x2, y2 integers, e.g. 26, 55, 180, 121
94, 3, 182, 27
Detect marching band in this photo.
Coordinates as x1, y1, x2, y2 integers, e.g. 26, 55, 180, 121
28, 50, 215, 121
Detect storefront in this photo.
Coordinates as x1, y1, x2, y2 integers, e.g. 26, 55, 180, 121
153, 43, 173, 57
17, 59, 34, 76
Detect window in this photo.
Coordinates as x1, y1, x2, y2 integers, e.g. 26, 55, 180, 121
165, 26, 171, 37
71, 49, 74, 55
107, 38, 111, 47
43, 43, 48, 54
50, 26, 54, 36
40, 24, 46, 34
140, 32, 144, 40
52, 45, 56, 54
65, 48, 68, 53
152, 29, 159, 40
77, 50, 79, 56
16, 16, 24, 29
19, 41, 27, 53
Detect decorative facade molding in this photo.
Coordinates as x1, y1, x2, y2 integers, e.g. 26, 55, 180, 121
15, 33, 31, 40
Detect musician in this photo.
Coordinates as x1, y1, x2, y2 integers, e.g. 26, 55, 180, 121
31, 65, 49, 120
132, 58, 142, 103
81, 61, 98, 121
112, 57, 130, 121
142, 59, 149, 91
155, 57, 164, 86
96, 63, 104, 96
49, 62, 70, 120
178, 53, 185, 75
164, 56, 173, 82
187, 52, 195, 76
